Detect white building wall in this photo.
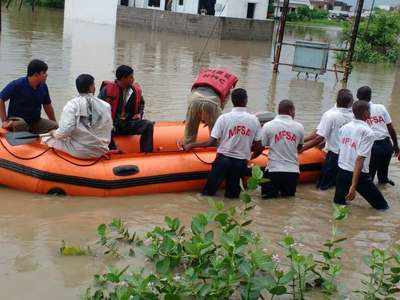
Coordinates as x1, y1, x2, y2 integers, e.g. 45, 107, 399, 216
127, 0, 267, 19
64, 0, 119, 25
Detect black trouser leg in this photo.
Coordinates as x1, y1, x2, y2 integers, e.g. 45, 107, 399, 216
356, 173, 389, 210
334, 168, 389, 210
317, 151, 338, 190
262, 171, 299, 199
202, 154, 231, 196
117, 119, 154, 153
224, 158, 247, 199
370, 138, 393, 183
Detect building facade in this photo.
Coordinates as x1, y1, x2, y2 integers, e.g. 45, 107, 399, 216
122, 0, 268, 20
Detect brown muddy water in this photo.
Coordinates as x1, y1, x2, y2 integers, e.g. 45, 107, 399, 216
0, 7, 399, 300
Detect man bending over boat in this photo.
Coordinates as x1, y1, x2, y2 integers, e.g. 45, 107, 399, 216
43, 74, 113, 159
183, 88, 263, 198
98, 65, 154, 153
0, 59, 58, 133
183, 69, 238, 145
301, 89, 354, 190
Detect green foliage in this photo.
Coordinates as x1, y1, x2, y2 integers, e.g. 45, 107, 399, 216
287, 6, 328, 22
337, 11, 400, 64
355, 244, 400, 299
6, 0, 64, 9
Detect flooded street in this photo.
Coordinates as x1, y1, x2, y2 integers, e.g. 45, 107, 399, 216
0, 7, 399, 299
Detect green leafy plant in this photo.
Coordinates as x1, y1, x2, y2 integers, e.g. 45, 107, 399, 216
315, 205, 350, 295
355, 244, 400, 299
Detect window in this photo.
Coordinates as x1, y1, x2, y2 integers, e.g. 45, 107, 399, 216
148, 0, 160, 7
179, 0, 184, 5
247, 3, 256, 18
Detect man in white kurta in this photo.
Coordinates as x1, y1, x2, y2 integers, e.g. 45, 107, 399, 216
44, 74, 112, 159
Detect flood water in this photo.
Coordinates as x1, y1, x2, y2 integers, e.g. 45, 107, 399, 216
0, 7, 399, 299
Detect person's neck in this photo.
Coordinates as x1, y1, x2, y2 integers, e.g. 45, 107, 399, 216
27, 77, 39, 89
116, 80, 127, 89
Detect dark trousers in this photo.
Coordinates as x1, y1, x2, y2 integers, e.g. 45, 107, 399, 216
317, 151, 338, 190
261, 171, 299, 199
115, 119, 154, 153
203, 154, 247, 199
333, 168, 389, 210
369, 137, 393, 184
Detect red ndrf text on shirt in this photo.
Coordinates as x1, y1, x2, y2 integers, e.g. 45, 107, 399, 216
274, 130, 297, 143
341, 137, 357, 149
228, 125, 252, 139
366, 115, 385, 125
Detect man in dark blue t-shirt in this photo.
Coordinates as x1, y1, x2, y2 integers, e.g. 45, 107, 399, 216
0, 59, 58, 134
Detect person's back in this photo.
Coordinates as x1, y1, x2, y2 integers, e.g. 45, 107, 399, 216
263, 113, 304, 173
333, 100, 389, 210
261, 100, 304, 199
44, 74, 112, 159
321, 108, 353, 154
214, 108, 261, 160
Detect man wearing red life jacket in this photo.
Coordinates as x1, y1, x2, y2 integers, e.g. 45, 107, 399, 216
98, 65, 154, 153
183, 68, 238, 145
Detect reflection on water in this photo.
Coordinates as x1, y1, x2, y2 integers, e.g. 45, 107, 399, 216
0, 7, 400, 299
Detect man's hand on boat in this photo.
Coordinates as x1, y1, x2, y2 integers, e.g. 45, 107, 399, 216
2, 120, 14, 129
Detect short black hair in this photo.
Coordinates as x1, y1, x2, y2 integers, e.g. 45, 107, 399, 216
356, 86, 372, 102
336, 89, 353, 108
352, 100, 370, 120
27, 59, 48, 77
278, 99, 294, 114
76, 74, 95, 94
116, 65, 134, 80
231, 88, 247, 106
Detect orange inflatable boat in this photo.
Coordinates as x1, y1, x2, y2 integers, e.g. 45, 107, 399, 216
0, 122, 325, 197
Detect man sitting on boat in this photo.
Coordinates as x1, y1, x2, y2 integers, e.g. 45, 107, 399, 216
183, 68, 238, 145
98, 65, 154, 153
0, 59, 58, 134
43, 74, 113, 159
183, 88, 263, 198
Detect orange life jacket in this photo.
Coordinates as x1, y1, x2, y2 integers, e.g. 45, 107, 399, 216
192, 69, 238, 104
100, 81, 142, 120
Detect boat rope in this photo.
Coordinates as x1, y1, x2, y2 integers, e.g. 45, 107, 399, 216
0, 137, 107, 166
0, 137, 51, 160
191, 150, 213, 165
51, 148, 108, 167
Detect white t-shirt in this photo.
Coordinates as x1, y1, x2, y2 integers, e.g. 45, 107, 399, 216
338, 119, 375, 173
261, 114, 305, 173
44, 94, 113, 159
366, 102, 391, 140
211, 107, 262, 160
316, 107, 353, 154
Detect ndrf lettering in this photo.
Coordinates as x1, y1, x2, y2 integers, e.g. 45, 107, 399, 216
341, 137, 357, 149
274, 130, 297, 143
228, 125, 251, 138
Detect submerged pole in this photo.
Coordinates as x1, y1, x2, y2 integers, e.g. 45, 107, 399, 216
343, 0, 365, 84
273, 0, 289, 73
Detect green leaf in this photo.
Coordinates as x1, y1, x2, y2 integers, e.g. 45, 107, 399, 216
191, 214, 208, 235
333, 204, 350, 221
252, 166, 264, 180
156, 257, 170, 274
283, 235, 295, 246
280, 270, 295, 284
247, 177, 259, 191
240, 192, 252, 204
215, 213, 229, 226
391, 267, 400, 273
269, 285, 287, 295
97, 224, 106, 237
239, 260, 252, 278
